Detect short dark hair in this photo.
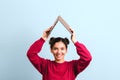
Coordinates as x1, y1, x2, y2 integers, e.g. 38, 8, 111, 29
49, 37, 69, 49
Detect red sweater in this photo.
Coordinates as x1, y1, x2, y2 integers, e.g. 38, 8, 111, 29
27, 38, 92, 80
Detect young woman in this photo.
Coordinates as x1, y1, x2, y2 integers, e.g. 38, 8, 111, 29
27, 26, 92, 80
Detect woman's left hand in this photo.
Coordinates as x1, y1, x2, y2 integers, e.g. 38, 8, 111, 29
70, 28, 77, 43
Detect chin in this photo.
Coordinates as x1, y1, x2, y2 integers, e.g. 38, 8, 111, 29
56, 57, 63, 61
56, 58, 62, 60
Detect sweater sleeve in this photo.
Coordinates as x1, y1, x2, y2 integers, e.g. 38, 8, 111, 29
27, 38, 48, 74
72, 41, 92, 76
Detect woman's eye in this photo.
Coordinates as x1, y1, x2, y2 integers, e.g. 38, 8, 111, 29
53, 48, 57, 50
61, 48, 64, 50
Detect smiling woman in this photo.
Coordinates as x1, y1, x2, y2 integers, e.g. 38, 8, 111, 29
27, 26, 92, 80
49, 37, 69, 63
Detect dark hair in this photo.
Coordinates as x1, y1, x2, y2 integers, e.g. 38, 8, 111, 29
49, 37, 69, 49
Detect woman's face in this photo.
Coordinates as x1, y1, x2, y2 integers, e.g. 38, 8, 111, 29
51, 41, 67, 63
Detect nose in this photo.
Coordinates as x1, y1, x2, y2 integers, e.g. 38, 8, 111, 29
57, 49, 61, 54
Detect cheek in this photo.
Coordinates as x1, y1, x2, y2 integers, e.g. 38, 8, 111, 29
52, 51, 57, 54
63, 48, 68, 53
62, 50, 67, 54
51, 50, 57, 54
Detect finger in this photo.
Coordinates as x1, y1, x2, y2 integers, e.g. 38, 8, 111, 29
44, 26, 51, 33
45, 26, 53, 35
69, 27, 74, 34
69, 29, 74, 35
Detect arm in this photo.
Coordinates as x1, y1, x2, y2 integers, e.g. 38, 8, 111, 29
27, 26, 52, 74
27, 38, 47, 74
70, 28, 92, 75
73, 41, 92, 75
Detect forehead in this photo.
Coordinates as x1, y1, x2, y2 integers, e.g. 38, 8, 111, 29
53, 41, 66, 48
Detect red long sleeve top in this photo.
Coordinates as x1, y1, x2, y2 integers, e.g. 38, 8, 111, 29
27, 38, 92, 80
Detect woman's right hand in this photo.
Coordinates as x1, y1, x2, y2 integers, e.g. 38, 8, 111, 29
42, 26, 53, 41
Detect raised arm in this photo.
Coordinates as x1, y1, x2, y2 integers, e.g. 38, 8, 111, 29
27, 26, 52, 74
70, 28, 92, 76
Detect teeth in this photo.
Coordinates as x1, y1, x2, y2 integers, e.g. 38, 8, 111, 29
57, 55, 61, 58
57, 55, 61, 57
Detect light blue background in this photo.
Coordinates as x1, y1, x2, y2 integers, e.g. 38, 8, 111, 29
0, 0, 120, 80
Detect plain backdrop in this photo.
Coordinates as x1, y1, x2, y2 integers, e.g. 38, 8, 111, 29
0, 0, 120, 80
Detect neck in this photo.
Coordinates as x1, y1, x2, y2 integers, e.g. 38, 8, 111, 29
55, 59, 65, 63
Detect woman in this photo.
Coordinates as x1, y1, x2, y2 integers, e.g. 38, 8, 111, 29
27, 26, 92, 80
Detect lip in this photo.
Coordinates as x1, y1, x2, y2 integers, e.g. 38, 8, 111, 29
56, 54, 62, 58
